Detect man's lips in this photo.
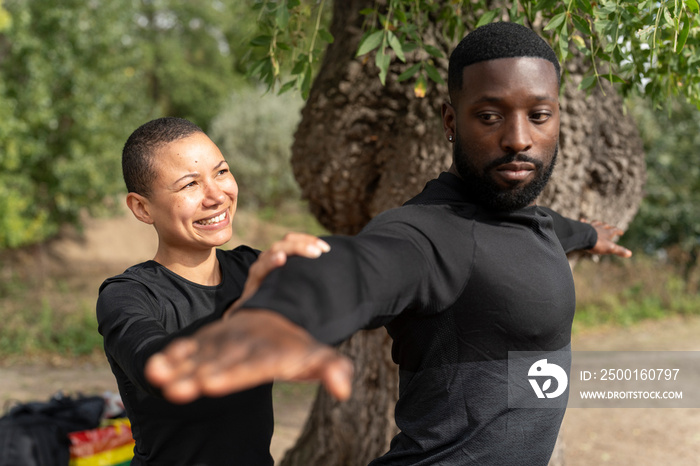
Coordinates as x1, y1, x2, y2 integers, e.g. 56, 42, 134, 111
494, 162, 535, 182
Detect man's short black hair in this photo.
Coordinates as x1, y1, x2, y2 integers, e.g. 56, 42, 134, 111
122, 117, 204, 197
448, 22, 561, 101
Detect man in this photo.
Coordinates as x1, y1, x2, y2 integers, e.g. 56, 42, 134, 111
146, 23, 631, 464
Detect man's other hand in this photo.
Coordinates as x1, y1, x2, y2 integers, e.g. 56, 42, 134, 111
586, 220, 632, 258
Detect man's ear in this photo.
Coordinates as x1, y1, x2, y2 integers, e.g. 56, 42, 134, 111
441, 101, 456, 141
126, 192, 154, 225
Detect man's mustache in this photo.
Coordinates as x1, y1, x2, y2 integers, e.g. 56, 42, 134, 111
483, 152, 544, 172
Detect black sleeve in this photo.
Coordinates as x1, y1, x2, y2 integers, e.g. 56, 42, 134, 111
240, 209, 472, 345
96, 282, 220, 397
539, 207, 598, 253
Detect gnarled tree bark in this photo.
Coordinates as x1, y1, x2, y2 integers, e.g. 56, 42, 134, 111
282, 2, 645, 465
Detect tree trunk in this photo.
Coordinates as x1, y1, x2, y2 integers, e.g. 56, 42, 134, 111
284, 2, 645, 465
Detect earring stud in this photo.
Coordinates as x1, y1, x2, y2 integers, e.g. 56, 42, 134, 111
448, 135, 453, 141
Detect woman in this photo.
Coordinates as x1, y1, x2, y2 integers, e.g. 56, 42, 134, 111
97, 117, 328, 465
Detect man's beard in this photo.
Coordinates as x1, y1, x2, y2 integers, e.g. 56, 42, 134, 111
453, 137, 558, 211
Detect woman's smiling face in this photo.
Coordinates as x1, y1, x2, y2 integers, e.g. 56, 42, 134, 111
145, 131, 238, 253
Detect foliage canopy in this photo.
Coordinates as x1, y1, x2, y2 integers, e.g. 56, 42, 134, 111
249, 0, 700, 107
625, 97, 700, 279
1, 0, 699, 256
0, 0, 257, 248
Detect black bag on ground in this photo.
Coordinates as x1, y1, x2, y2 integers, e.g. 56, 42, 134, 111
0, 392, 105, 466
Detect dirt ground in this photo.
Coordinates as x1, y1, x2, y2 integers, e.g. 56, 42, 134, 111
1, 211, 699, 465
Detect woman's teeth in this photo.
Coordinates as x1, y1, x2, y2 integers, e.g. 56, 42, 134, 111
196, 212, 226, 225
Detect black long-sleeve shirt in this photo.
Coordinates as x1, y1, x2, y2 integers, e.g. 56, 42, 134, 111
242, 172, 596, 465
97, 247, 274, 466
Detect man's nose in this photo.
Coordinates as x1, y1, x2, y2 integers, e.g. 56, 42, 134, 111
501, 114, 533, 154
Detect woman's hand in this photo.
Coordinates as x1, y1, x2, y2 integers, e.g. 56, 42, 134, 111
226, 233, 330, 317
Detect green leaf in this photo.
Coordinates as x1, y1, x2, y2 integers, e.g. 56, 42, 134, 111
576, 0, 595, 16
612, 46, 625, 64
424, 63, 445, 85
398, 63, 421, 82
318, 28, 334, 44
686, 0, 700, 13
250, 35, 272, 47
558, 23, 569, 59
509, 2, 520, 21
598, 4, 618, 16
594, 19, 612, 34
580, 75, 598, 90
276, 5, 290, 30
395, 9, 407, 23
676, 13, 691, 53
248, 58, 267, 77
544, 12, 567, 31
357, 30, 383, 57
387, 31, 405, 62
291, 57, 307, 75
663, 7, 673, 27
571, 14, 592, 36
359, 8, 376, 16
423, 44, 444, 59
536, 0, 558, 10
402, 42, 419, 53
476, 9, 500, 28
287, 0, 301, 8
639, 0, 654, 11
301, 68, 312, 99
278, 79, 297, 95
600, 73, 626, 84
376, 49, 391, 85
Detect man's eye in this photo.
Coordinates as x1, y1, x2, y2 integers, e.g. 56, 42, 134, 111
531, 112, 551, 122
479, 113, 500, 122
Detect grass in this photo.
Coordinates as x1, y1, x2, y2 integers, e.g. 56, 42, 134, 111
0, 205, 697, 361
0, 267, 103, 359
572, 255, 700, 332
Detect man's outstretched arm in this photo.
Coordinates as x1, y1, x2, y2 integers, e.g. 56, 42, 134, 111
541, 206, 632, 258
145, 309, 354, 404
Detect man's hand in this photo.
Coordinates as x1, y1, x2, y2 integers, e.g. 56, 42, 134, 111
145, 310, 353, 404
227, 233, 330, 315
586, 220, 632, 258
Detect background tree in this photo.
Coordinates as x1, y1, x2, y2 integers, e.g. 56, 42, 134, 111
0, 0, 259, 249
0, 0, 147, 248
625, 97, 700, 288
243, 1, 700, 464
132, 0, 259, 131
209, 88, 304, 210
